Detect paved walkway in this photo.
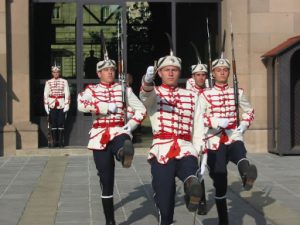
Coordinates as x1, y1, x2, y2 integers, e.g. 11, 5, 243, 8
0, 151, 300, 225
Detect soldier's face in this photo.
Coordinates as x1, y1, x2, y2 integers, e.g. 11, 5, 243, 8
158, 66, 181, 87
192, 72, 207, 87
98, 67, 115, 84
52, 71, 60, 79
213, 67, 230, 84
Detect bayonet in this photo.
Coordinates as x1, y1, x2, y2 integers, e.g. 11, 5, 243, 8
206, 18, 214, 88
230, 12, 240, 126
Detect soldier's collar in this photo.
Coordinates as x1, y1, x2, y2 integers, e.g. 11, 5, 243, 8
214, 83, 229, 91
160, 83, 178, 92
195, 85, 205, 91
99, 81, 115, 88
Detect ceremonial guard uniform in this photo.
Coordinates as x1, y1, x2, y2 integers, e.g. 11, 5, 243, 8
186, 62, 208, 215
200, 58, 257, 225
44, 65, 70, 147
186, 77, 196, 91
140, 52, 205, 225
78, 55, 146, 225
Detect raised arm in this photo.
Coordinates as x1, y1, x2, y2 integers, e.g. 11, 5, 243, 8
126, 87, 147, 131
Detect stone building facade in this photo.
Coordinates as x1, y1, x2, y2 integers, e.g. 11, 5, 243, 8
1, 0, 300, 155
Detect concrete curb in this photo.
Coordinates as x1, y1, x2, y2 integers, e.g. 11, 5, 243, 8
15, 147, 150, 156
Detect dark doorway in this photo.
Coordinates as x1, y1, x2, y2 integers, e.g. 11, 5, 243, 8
30, 2, 78, 147
176, 3, 219, 79
291, 50, 300, 147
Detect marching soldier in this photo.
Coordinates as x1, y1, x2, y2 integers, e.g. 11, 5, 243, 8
139, 49, 205, 225
77, 54, 146, 225
186, 62, 209, 215
44, 65, 70, 148
186, 63, 207, 95
200, 57, 257, 225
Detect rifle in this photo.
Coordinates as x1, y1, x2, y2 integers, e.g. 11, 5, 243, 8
206, 18, 214, 88
230, 15, 240, 126
47, 110, 53, 148
117, 17, 128, 123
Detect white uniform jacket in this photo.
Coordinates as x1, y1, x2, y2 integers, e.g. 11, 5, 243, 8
140, 82, 205, 164
186, 78, 195, 91
200, 83, 254, 150
77, 82, 146, 150
44, 78, 70, 109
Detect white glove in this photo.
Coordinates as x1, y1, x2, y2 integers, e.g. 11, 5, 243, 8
235, 124, 247, 134
82, 92, 92, 101
144, 66, 155, 83
218, 118, 229, 128
63, 105, 69, 113
44, 105, 49, 115
121, 124, 132, 135
108, 103, 117, 114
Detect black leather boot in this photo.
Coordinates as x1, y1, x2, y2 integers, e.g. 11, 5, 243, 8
238, 159, 257, 190
184, 176, 203, 212
215, 198, 229, 225
58, 128, 64, 148
118, 139, 134, 168
51, 129, 58, 147
102, 198, 116, 225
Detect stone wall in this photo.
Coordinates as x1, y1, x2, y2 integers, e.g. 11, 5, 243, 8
221, 0, 300, 153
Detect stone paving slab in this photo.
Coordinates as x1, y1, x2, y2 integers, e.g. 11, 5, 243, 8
18, 156, 68, 225
1, 153, 299, 224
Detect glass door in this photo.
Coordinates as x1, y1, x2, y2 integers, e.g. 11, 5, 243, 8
31, 2, 78, 147
77, 3, 123, 146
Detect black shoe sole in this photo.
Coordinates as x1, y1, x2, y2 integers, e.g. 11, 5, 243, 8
122, 140, 134, 168
243, 164, 257, 191
186, 180, 203, 212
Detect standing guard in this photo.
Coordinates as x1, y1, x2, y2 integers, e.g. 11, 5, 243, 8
186, 47, 209, 215
199, 56, 257, 225
77, 44, 146, 224
139, 35, 205, 225
44, 64, 70, 148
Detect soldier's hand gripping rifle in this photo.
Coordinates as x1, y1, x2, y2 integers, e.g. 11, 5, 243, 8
117, 18, 128, 124
230, 17, 240, 126
206, 18, 214, 88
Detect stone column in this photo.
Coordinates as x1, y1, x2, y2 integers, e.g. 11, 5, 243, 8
221, 0, 269, 153
10, 0, 38, 149
0, 0, 17, 155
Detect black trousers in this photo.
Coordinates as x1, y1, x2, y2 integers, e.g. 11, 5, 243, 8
150, 156, 199, 225
49, 108, 65, 128
207, 141, 247, 198
93, 134, 131, 197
